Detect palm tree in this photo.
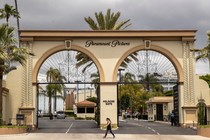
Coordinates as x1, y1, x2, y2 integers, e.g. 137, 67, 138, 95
0, 24, 33, 124
195, 33, 210, 72
46, 67, 66, 119
75, 52, 93, 73
90, 72, 100, 124
85, 9, 131, 30
0, 4, 20, 26
76, 9, 135, 72
121, 72, 136, 83
139, 73, 162, 92
14, 0, 20, 30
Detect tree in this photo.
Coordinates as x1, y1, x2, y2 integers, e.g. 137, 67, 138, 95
46, 67, 66, 119
195, 33, 210, 72
0, 4, 20, 26
121, 72, 135, 82
86, 97, 97, 103
121, 93, 130, 111
199, 74, 210, 88
139, 73, 163, 93
90, 72, 100, 125
75, 52, 93, 73
0, 24, 33, 124
76, 9, 135, 71
14, 0, 20, 30
84, 9, 131, 30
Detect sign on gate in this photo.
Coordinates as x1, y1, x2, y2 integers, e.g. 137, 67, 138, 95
16, 114, 25, 120
173, 84, 179, 126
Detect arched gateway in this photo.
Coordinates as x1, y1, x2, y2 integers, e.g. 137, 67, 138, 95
3, 30, 210, 129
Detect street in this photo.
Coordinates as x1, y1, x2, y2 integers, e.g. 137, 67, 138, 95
35, 117, 196, 135
1, 118, 209, 140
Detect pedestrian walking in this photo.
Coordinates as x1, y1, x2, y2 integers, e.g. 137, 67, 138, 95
170, 111, 175, 126
103, 118, 115, 138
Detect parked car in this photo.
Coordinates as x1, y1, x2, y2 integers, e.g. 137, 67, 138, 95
57, 111, 66, 119
53, 111, 57, 117
124, 112, 132, 118
132, 111, 140, 118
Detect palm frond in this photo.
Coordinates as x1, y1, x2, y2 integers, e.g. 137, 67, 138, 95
84, 9, 131, 30
84, 17, 98, 30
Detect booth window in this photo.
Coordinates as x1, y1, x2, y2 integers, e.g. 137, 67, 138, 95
77, 108, 85, 113
87, 108, 94, 113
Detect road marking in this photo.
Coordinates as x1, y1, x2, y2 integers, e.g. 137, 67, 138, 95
123, 121, 160, 135
149, 127, 160, 135
66, 123, 73, 134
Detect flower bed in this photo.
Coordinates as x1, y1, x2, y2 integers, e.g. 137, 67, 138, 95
197, 125, 210, 138
0, 126, 28, 135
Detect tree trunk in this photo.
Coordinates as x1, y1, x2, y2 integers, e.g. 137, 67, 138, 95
0, 62, 4, 125
48, 95, 52, 120
14, 0, 20, 44
14, 0, 20, 30
54, 93, 57, 112
0, 70, 3, 125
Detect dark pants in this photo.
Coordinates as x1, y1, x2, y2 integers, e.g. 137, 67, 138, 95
171, 118, 174, 126
104, 127, 115, 137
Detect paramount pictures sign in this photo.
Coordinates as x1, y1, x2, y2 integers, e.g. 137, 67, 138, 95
85, 40, 130, 47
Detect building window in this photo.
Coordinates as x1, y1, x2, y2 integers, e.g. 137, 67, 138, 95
77, 108, 85, 113
87, 108, 94, 113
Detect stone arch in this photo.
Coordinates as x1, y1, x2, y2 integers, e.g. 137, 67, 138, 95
113, 44, 183, 82
32, 44, 105, 83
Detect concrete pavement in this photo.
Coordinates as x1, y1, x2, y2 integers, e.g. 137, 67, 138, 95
1, 133, 210, 140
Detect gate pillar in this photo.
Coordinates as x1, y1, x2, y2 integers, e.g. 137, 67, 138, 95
100, 83, 118, 129
19, 41, 35, 128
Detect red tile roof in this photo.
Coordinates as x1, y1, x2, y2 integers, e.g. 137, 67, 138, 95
76, 100, 96, 107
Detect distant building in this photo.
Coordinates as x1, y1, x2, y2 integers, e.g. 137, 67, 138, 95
65, 91, 75, 110
76, 100, 96, 118
146, 96, 173, 121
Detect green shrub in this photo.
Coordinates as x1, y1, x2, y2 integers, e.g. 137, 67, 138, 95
75, 117, 85, 120
65, 111, 74, 117
86, 117, 94, 120
0, 125, 27, 128
199, 125, 210, 128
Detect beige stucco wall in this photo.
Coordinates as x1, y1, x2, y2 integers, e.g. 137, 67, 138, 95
194, 75, 210, 105
30, 38, 185, 127
4, 38, 187, 127
76, 113, 95, 118
5, 30, 209, 128
4, 66, 23, 125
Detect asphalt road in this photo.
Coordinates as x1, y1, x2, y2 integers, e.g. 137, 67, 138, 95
34, 117, 196, 135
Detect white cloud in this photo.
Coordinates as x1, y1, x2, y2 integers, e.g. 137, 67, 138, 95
196, 61, 209, 75
1, 0, 210, 74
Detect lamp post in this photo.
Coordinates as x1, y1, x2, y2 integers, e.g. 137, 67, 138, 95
75, 80, 81, 103
118, 68, 125, 116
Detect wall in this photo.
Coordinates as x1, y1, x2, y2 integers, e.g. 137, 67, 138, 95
4, 30, 200, 128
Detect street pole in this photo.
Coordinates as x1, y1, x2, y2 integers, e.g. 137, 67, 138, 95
118, 68, 125, 116
146, 50, 150, 92
36, 84, 39, 128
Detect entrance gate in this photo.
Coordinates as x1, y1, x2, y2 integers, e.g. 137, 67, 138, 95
36, 82, 100, 128
116, 49, 179, 125
4, 30, 209, 129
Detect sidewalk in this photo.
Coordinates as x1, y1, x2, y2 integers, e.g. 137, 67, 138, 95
1, 133, 210, 140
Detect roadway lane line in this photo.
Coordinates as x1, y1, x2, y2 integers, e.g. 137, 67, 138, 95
131, 123, 160, 135
66, 123, 73, 134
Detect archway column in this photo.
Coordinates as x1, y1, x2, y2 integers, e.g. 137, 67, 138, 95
181, 40, 196, 127
19, 41, 35, 128
100, 83, 118, 129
